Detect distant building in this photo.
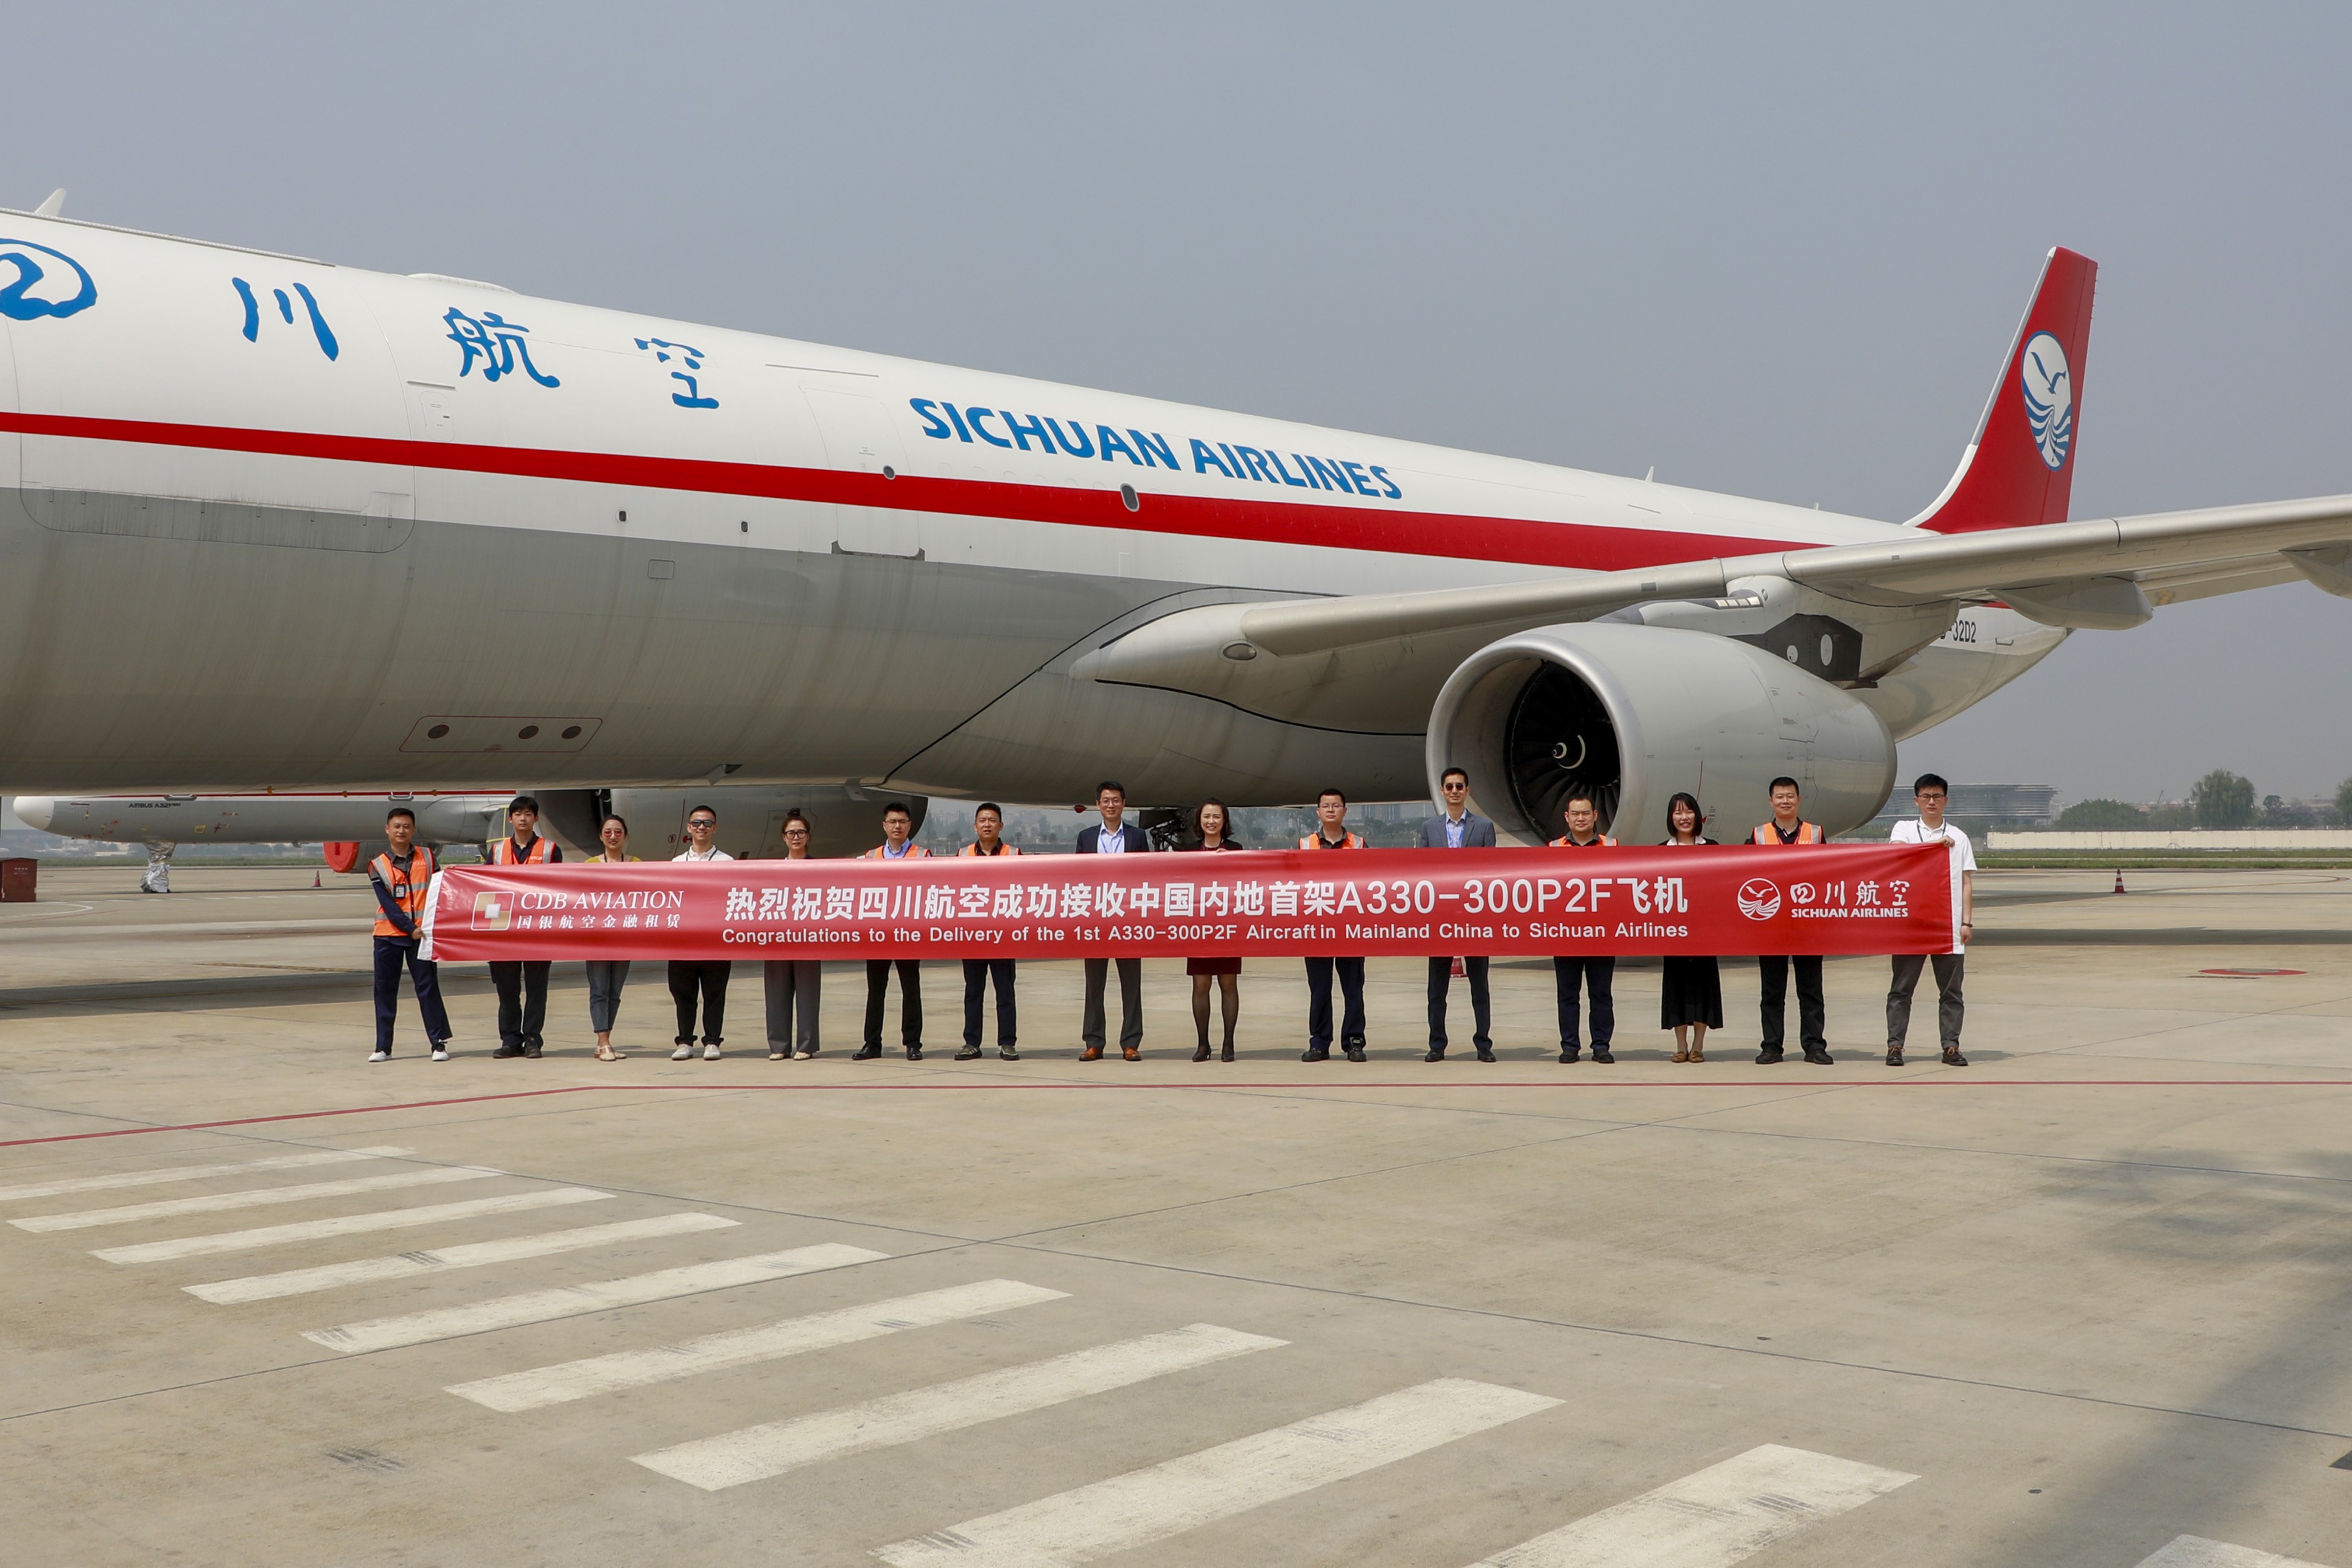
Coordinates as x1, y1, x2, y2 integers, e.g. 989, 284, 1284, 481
1862, 783, 2057, 837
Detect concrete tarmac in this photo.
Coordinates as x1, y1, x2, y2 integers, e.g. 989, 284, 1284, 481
2, 865, 2349, 1567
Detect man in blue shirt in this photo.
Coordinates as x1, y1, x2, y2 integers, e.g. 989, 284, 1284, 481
1420, 767, 1497, 1062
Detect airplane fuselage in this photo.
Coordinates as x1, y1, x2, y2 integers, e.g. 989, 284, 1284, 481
0, 213, 2052, 808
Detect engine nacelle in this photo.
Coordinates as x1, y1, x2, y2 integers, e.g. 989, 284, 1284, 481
1426, 623, 1897, 845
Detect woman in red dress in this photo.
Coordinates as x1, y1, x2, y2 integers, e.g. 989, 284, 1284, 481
1182, 800, 1245, 1061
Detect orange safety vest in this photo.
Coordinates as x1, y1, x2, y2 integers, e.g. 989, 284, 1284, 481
488, 834, 556, 865
1549, 834, 1618, 847
864, 843, 932, 859
1751, 821, 1825, 845
1299, 832, 1366, 849
958, 842, 1024, 856
369, 846, 437, 938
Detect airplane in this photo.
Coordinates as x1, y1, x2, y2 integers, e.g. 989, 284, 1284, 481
3, 198, 2345, 845
8, 785, 903, 889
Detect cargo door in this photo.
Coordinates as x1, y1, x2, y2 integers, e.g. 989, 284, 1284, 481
801, 383, 917, 558
0, 317, 17, 491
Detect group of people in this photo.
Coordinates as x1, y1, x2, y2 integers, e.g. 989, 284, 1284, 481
362, 773, 1975, 1069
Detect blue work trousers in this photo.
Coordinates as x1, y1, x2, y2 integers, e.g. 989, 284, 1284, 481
373, 936, 452, 1052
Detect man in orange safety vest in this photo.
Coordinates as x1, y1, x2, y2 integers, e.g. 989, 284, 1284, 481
1750, 776, 1832, 1065
367, 806, 453, 1063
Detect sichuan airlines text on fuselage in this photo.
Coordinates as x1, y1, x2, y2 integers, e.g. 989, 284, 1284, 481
0, 212, 2046, 821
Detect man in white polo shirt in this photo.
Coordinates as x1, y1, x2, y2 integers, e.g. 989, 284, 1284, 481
1886, 772, 1975, 1067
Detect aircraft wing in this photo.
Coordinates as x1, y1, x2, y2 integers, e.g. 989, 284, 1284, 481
1074, 493, 2352, 731
1231, 491, 2352, 656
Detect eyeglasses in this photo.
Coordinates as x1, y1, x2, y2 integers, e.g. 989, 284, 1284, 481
1441, 781, 1467, 791
688, 819, 717, 829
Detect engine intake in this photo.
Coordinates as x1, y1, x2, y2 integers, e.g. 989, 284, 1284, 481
1426, 623, 1897, 844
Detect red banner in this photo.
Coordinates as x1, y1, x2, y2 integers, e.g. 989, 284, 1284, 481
419, 845, 1951, 962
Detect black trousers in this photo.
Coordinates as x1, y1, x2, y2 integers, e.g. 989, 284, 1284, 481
1426, 957, 1491, 1051
865, 959, 923, 1048
1304, 957, 1366, 1049
963, 959, 1016, 1048
1552, 956, 1616, 1050
667, 959, 731, 1045
489, 960, 550, 1051
1758, 955, 1826, 1052
1082, 957, 1143, 1052
373, 936, 451, 1051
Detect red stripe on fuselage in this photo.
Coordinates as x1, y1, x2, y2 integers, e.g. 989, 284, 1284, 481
0, 411, 1812, 570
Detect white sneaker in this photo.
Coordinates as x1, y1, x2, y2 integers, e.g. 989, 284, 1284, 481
430, 1046, 450, 1062
703, 1043, 721, 1061
368, 1050, 391, 1064
672, 1044, 694, 1061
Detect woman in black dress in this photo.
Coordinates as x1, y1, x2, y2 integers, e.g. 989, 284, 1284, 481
1181, 800, 1245, 1061
1658, 791, 1724, 1061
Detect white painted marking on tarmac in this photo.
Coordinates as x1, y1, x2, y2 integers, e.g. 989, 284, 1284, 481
184, 1213, 740, 1303
2137, 1538, 2338, 1568
13, 1165, 501, 1231
91, 1187, 609, 1262
635, 1321, 1284, 1491
0, 1145, 411, 1202
1459, 1442, 1915, 1567
448, 1277, 1066, 1412
302, 1242, 889, 1353
873, 1377, 1560, 1568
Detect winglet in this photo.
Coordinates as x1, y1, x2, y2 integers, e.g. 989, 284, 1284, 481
1907, 247, 2098, 533
32, 188, 65, 218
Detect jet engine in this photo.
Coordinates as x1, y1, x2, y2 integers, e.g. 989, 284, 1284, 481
1425, 623, 1897, 845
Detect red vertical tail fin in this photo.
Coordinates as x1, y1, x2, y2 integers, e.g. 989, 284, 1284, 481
1908, 246, 2098, 533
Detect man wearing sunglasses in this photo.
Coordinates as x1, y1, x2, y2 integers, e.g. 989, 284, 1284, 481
1419, 767, 1497, 1062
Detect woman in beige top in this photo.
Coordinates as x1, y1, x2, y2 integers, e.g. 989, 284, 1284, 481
584, 814, 641, 1061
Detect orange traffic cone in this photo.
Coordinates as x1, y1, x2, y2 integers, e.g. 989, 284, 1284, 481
2112, 868, 2126, 894
313, 869, 323, 888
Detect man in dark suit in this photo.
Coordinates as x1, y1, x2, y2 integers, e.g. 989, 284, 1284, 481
1077, 780, 1150, 1060
1420, 767, 1497, 1062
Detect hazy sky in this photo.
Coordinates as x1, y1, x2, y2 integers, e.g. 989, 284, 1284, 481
7, 4, 2347, 804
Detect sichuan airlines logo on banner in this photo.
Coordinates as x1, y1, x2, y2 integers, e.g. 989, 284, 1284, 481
2020, 331, 2073, 470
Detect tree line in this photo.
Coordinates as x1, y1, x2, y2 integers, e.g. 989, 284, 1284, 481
2055, 772, 2352, 831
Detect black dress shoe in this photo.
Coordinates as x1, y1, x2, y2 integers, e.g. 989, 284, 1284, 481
522, 1042, 543, 1059
1476, 1047, 1495, 1062
1301, 1046, 1329, 1062
1754, 1048, 1783, 1064
1942, 1046, 1970, 1066
1885, 1047, 1905, 1066
1342, 1044, 1367, 1062
1558, 1048, 1580, 1064
1423, 1048, 1446, 1062
1590, 1048, 1615, 1064
852, 1043, 881, 1061
905, 1046, 924, 1061
1801, 1048, 1835, 1065
954, 1046, 982, 1061
491, 1046, 525, 1059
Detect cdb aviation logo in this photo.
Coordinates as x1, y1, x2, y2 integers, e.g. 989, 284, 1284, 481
2019, 330, 2072, 471
1736, 878, 1782, 921
472, 891, 513, 931
0, 239, 97, 321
